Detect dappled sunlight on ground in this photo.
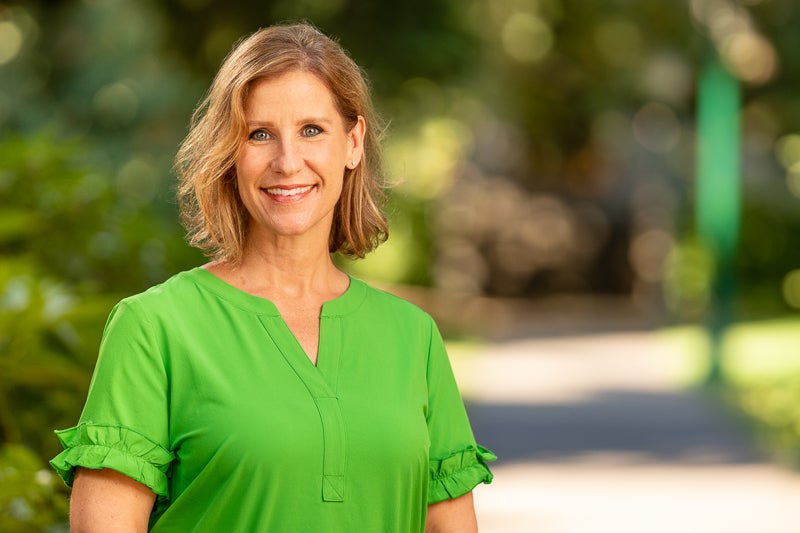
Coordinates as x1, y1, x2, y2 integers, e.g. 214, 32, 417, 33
450, 331, 698, 404
451, 330, 800, 532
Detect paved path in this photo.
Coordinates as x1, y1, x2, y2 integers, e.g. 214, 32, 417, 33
450, 331, 800, 533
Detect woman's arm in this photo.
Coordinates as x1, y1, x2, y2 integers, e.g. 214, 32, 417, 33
70, 467, 156, 533
425, 491, 478, 533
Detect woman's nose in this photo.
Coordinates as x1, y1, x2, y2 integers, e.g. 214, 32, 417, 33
271, 139, 302, 176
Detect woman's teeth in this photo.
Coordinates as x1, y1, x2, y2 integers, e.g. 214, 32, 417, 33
265, 185, 313, 196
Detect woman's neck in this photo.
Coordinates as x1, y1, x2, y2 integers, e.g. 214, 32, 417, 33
206, 233, 349, 303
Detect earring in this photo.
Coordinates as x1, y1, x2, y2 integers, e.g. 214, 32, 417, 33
350, 160, 358, 168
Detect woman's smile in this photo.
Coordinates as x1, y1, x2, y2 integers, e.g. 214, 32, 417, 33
262, 184, 315, 203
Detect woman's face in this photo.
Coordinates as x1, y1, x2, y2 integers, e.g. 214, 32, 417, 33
235, 70, 364, 246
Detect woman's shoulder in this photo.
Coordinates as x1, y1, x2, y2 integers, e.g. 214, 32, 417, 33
358, 279, 435, 324
113, 268, 206, 317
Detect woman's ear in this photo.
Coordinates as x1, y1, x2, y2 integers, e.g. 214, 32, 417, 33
347, 116, 366, 168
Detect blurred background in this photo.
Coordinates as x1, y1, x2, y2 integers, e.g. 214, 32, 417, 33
1, 0, 800, 530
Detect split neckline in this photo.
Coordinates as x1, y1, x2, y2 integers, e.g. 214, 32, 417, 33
186, 267, 367, 318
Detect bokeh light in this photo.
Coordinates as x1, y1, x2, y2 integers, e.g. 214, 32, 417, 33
501, 11, 553, 63
629, 229, 674, 283
663, 242, 715, 319
632, 102, 681, 153
637, 52, 693, 105
721, 31, 778, 84
781, 269, 800, 309
92, 81, 139, 127
115, 155, 160, 205
775, 133, 800, 169
690, 0, 778, 85
385, 116, 472, 200
787, 163, 800, 199
0, 20, 22, 65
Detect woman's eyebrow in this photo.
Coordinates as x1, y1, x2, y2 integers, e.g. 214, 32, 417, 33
245, 117, 336, 127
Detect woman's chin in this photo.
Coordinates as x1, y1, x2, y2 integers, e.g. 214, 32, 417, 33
249, 217, 331, 243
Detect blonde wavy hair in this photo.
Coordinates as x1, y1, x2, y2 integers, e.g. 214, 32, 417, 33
175, 22, 388, 262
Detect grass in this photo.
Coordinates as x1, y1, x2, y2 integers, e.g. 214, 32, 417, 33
661, 316, 800, 466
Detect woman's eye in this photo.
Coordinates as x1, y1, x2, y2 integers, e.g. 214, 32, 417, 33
249, 129, 270, 141
302, 125, 322, 137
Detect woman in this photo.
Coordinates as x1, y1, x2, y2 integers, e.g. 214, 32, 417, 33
51, 22, 494, 532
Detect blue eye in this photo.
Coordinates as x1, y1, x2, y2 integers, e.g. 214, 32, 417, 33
302, 125, 322, 137
249, 129, 270, 141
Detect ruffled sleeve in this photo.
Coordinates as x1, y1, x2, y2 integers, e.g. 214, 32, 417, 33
428, 445, 496, 503
424, 316, 496, 504
50, 423, 174, 499
51, 298, 173, 500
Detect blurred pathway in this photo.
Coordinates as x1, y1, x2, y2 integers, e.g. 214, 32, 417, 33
452, 331, 800, 533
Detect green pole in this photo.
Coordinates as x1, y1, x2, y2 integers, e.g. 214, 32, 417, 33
695, 57, 741, 384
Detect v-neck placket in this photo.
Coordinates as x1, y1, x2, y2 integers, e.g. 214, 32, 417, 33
255, 278, 365, 503
259, 312, 347, 501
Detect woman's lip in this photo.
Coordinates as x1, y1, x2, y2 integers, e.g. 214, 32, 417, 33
261, 184, 315, 203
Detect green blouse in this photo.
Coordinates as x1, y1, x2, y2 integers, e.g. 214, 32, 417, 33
51, 268, 494, 531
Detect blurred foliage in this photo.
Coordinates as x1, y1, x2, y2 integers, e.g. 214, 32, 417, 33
662, 238, 716, 320
670, 318, 800, 467
0, 443, 69, 531
0, 258, 95, 453
0, 127, 202, 460
4, 0, 799, 303
737, 376, 800, 467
